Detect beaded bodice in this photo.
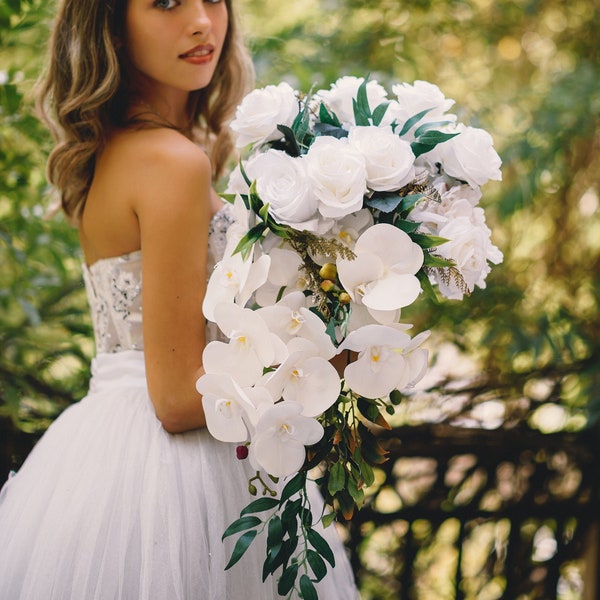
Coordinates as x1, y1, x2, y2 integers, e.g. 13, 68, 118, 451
82, 204, 234, 354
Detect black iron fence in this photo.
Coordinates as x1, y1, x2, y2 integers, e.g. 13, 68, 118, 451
346, 424, 600, 600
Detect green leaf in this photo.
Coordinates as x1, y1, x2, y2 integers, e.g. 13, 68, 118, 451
299, 507, 313, 527
319, 102, 342, 127
365, 192, 403, 213
416, 269, 440, 302
423, 253, 455, 268
411, 130, 460, 157
224, 530, 258, 570
276, 124, 302, 157
262, 555, 273, 583
307, 549, 328, 581
371, 101, 390, 126
321, 511, 337, 528
397, 108, 434, 137
358, 456, 375, 487
281, 498, 301, 538
239, 159, 252, 187
347, 475, 365, 507
279, 471, 306, 505
240, 497, 279, 516
278, 563, 299, 596
413, 119, 455, 137
291, 98, 312, 147
232, 223, 266, 258
258, 202, 270, 223
299, 574, 319, 600
394, 219, 421, 233
417, 129, 460, 145
248, 180, 264, 213
327, 461, 346, 495
352, 77, 372, 126
410, 232, 449, 249
410, 142, 437, 158
267, 515, 284, 549
312, 122, 348, 139
264, 534, 296, 578
398, 193, 426, 214
222, 515, 261, 540
307, 528, 336, 567
324, 317, 337, 346
218, 192, 237, 204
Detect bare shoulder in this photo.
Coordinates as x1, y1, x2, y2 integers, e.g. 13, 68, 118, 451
108, 128, 212, 216
114, 128, 211, 187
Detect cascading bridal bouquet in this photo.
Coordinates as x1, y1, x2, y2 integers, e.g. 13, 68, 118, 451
196, 76, 502, 598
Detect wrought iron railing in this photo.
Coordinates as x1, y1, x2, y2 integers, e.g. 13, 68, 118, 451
345, 424, 600, 600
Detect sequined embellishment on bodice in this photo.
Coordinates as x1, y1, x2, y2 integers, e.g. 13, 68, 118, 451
82, 204, 234, 354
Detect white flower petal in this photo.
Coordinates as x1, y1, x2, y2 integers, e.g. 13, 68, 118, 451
362, 273, 422, 310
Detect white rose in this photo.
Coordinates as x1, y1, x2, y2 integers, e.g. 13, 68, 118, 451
434, 216, 503, 299
439, 124, 502, 188
230, 82, 298, 148
245, 150, 320, 231
392, 80, 456, 124
348, 125, 416, 191
304, 136, 367, 219
316, 76, 388, 125
410, 184, 483, 233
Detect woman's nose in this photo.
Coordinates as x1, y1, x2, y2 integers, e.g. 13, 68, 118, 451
188, 1, 212, 36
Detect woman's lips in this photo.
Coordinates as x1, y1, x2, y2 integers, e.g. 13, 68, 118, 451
179, 45, 214, 64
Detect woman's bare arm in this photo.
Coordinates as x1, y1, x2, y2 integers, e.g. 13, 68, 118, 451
131, 129, 213, 433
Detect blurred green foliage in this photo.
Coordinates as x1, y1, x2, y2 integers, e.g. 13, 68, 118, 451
1, 0, 598, 437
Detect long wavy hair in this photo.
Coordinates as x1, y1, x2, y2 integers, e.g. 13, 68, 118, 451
37, 0, 254, 222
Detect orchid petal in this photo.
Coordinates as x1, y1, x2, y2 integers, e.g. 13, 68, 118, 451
196, 374, 256, 442
237, 254, 271, 307
362, 273, 422, 310
281, 356, 340, 417
344, 352, 408, 399
251, 401, 324, 477
202, 340, 265, 387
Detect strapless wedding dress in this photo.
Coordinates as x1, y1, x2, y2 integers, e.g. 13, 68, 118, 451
0, 205, 358, 600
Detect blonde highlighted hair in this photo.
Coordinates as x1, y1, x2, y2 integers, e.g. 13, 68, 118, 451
37, 0, 253, 221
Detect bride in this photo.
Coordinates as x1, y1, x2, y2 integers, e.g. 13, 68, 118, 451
0, 0, 358, 597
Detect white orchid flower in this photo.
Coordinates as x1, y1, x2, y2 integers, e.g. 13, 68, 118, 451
203, 195, 271, 321
262, 340, 341, 417
257, 291, 336, 359
203, 251, 271, 321
254, 246, 306, 307
195, 373, 258, 442
337, 223, 424, 320
337, 324, 430, 399
203, 303, 287, 387
251, 401, 324, 477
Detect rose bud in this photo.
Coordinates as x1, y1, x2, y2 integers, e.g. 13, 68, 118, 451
338, 292, 351, 304
236, 445, 249, 460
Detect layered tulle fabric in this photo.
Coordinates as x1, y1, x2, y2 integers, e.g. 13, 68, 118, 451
0, 351, 358, 600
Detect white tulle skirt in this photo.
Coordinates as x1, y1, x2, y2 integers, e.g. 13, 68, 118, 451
0, 351, 358, 600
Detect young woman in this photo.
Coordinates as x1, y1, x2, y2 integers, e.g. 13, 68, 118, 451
0, 0, 358, 597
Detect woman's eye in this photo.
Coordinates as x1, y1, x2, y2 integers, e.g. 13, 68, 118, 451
153, 0, 178, 10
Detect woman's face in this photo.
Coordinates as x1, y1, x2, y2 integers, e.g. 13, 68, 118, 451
124, 0, 228, 106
